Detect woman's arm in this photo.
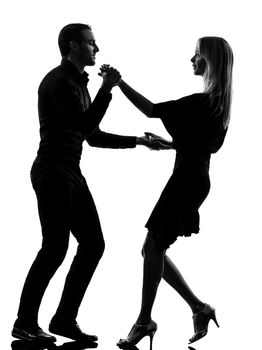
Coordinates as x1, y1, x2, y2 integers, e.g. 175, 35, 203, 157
99, 65, 153, 116
118, 79, 154, 117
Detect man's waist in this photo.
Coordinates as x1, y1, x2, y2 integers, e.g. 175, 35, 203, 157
36, 150, 82, 167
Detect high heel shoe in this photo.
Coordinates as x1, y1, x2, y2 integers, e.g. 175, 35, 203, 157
189, 304, 219, 344
117, 320, 157, 350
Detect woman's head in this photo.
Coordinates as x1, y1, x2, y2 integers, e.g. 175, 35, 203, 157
197, 37, 233, 92
192, 36, 233, 128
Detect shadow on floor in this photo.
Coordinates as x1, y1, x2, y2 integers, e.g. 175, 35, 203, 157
117, 340, 197, 350
11, 339, 98, 350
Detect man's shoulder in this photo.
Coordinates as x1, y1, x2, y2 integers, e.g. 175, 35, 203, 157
41, 64, 68, 82
39, 64, 75, 91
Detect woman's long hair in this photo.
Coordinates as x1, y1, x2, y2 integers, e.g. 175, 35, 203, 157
198, 36, 233, 129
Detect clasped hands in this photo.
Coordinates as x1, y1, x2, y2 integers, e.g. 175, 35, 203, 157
99, 65, 173, 151
137, 132, 173, 150
98, 64, 121, 91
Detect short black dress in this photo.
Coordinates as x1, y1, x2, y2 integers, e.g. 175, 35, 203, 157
145, 93, 227, 249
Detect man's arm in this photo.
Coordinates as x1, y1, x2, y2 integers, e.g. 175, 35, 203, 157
87, 127, 137, 149
48, 67, 121, 137
84, 67, 123, 135
83, 89, 113, 137
87, 128, 173, 150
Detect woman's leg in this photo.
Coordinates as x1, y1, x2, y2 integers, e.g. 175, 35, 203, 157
163, 254, 217, 341
163, 254, 205, 313
136, 233, 205, 324
136, 232, 165, 324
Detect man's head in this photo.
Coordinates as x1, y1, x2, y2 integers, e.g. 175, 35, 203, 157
58, 23, 99, 67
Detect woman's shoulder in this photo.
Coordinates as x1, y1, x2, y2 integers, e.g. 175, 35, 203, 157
177, 93, 208, 103
151, 93, 209, 118
168, 93, 209, 113
162, 93, 208, 110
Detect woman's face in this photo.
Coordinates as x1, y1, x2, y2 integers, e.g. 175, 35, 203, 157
191, 42, 206, 76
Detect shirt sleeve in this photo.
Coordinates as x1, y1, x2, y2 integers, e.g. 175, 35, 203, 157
84, 88, 112, 137
87, 127, 137, 148
46, 76, 112, 137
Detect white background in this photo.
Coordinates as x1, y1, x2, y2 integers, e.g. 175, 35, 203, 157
1, 0, 261, 349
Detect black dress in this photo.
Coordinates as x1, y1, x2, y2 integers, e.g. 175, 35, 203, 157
145, 93, 227, 249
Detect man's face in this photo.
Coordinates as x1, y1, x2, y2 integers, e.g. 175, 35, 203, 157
74, 29, 99, 66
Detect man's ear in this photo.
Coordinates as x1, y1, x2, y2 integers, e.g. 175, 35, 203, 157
69, 41, 79, 52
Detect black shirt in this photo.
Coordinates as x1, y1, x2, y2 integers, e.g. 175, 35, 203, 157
37, 59, 136, 166
150, 93, 227, 155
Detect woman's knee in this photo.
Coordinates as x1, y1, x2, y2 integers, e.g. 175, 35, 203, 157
141, 231, 164, 257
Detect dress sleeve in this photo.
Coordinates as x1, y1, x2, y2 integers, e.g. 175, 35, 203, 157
149, 101, 179, 119
149, 94, 202, 120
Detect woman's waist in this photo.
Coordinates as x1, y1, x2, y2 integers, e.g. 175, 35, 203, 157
174, 151, 211, 170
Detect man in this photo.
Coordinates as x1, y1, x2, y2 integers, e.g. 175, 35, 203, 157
12, 23, 172, 343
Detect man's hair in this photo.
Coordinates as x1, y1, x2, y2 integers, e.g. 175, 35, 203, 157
58, 23, 92, 57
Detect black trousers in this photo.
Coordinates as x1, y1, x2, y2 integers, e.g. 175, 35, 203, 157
17, 161, 105, 326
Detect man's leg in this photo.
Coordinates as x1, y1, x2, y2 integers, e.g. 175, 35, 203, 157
13, 179, 72, 340
49, 177, 104, 341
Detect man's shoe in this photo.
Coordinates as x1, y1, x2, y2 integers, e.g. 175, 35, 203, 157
49, 319, 97, 342
12, 326, 57, 343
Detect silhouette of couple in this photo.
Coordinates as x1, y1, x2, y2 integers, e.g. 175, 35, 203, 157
12, 23, 233, 349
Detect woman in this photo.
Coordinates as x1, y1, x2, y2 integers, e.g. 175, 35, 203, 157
108, 36, 233, 348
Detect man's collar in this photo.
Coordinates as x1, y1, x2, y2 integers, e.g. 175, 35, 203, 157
60, 58, 89, 85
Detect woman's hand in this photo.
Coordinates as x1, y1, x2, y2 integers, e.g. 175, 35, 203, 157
100, 66, 153, 117
137, 132, 173, 150
99, 64, 122, 92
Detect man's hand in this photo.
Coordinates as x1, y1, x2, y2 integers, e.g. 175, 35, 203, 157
99, 64, 110, 75
99, 64, 121, 92
137, 132, 173, 150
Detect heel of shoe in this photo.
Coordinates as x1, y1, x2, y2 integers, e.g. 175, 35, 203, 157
117, 320, 157, 350
149, 330, 156, 350
210, 309, 219, 328
189, 305, 219, 344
